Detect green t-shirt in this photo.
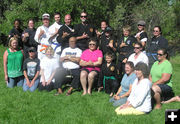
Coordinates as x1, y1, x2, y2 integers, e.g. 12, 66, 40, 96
7, 49, 23, 78
150, 60, 173, 87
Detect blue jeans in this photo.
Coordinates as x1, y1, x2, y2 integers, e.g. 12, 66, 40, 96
23, 78, 40, 92
7, 76, 24, 88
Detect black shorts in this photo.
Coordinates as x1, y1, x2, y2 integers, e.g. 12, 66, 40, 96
157, 84, 174, 101
81, 68, 99, 74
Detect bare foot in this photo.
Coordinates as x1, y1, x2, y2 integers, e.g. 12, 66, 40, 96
109, 93, 113, 97
155, 104, 162, 109
82, 92, 87, 96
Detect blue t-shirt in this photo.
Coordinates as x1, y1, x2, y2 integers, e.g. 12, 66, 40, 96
120, 73, 136, 95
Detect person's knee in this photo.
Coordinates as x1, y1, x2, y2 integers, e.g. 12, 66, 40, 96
88, 72, 97, 80
80, 71, 88, 78
152, 85, 161, 94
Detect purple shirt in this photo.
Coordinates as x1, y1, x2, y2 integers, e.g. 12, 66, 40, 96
80, 49, 103, 72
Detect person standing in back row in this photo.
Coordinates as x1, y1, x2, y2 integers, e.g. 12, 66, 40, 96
74, 12, 96, 51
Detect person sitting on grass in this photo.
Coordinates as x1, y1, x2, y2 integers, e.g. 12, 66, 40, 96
54, 37, 82, 96
38, 46, 59, 92
98, 52, 119, 97
150, 48, 174, 109
115, 62, 152, 115
23, 47, 40, 92
3, 37, 24, 88
109, 61, 136, 106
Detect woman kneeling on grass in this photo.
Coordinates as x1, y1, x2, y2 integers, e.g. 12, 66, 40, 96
115, 62, 152, 115
3, 37, 24, 88
38, 46, 59, 91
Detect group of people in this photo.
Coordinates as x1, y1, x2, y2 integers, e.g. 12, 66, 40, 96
3, 11, 179, 115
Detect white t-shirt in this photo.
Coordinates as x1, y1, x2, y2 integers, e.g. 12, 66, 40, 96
128, 52, 149, 66
49, 22, 62, 42
128, 78, 152, 113
61, 47, 82, 69
40, 56, 59, 82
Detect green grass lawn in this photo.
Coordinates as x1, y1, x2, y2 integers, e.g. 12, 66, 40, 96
0, 45, 179, 124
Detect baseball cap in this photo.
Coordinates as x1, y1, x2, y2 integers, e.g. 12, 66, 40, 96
28, 47, 36, 52
138, 20, 146, 26
42, 13, 50, 20
105, 27, 112, 32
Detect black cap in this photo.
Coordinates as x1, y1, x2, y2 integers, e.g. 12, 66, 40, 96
105, 27, 112, 33
28, 47, 36, 52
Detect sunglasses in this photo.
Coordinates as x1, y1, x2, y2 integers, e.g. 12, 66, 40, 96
138, 24, 144, 26
157, 53, 164, 56
29, 50, 35, 52
81, 16, 87, 18
89, 44, 96, 46
153, 30, 159, 32
134, 47, 140, 49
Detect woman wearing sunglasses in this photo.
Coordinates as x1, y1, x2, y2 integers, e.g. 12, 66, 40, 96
146, 26, 168, 69
80, 38, 103, 95
150, 48, 174, 109
128, 42, 148, 66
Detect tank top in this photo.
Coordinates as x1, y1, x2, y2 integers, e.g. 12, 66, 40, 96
7, 49, 23, 77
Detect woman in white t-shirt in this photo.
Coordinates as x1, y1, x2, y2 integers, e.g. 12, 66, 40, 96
39, 46, 59, 91
115, 62, 152, 115
128, 42, 148, 66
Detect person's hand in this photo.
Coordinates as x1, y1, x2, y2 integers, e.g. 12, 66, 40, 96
14, 34, 20, 38
96, 31, 101, 37
26, 80, 31, 87
4, 74, 8, 84
24, 32, 29, 38
120, 42, 127, 48
29, 80, 35, 87
46, 79, 51, 85
108, 42, 113, 48
39, 29, 45, 36
42, 81, 46, 86
122, 58, 127, 63
81, 32, 89, 39
62, 31, 70, 38
114, 95, 121, 100
88, 60, 94, 66
98, 86, 103, 92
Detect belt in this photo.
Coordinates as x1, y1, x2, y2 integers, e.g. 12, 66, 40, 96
146, 53, 157, 61
103, 76, 116, 89
120, 52, 127, 55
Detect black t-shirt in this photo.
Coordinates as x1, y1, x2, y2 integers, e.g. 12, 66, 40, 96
56, 24, 74, 48
23, 58, 40, 80
74, 23, 96, 50
117, 35, 137, 58
146, 35, 168, 53
23, 28, 37, 48
140, 32, 148, 41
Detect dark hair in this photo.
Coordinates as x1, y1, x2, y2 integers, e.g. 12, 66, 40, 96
88, 37, 99, 47
126, 61, 135, 71
134, 42, 143, 48
105, 52, 114, 60
154, 26, 162, 35
28, 19, 34, 24
14, 19, 21, 25
158, 48, 170, 60
54, 12, 60, 16
135, 62, 149, 78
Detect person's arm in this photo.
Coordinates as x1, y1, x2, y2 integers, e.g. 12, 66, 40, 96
79, 59, 92, 67
30, 71, 40, 87
68, 57, 80, 64
76, 32, 89, 40
92, 57, 103, 67
115, 86, 122, 96
3, 50, 8, 83
24, 70, 31, 87
149, 74, 152, 82
40, 69, 46, 86
153, 73, 171, 86
47, 69, 57, 85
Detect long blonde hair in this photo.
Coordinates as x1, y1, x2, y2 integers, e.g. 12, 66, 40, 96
45, 46, 54, 56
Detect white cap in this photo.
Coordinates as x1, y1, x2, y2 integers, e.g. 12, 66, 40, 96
42, 13, 50, 20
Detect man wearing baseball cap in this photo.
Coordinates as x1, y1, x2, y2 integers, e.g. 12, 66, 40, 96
34, 13, 51, 60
